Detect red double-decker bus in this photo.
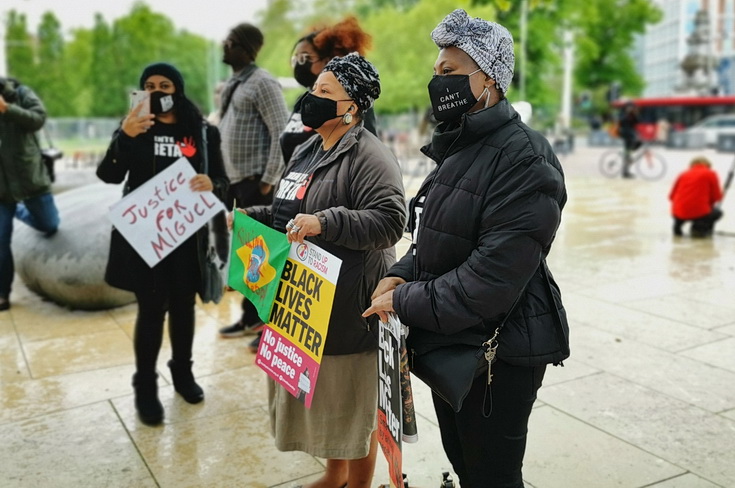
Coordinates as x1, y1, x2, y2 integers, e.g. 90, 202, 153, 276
611, 96, 735, 140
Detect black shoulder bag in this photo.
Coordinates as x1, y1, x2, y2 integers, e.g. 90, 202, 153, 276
197, 124, 226, 304
410, 291, 524, 414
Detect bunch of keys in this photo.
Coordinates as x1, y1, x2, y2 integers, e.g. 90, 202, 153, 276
482, 328, 500, 385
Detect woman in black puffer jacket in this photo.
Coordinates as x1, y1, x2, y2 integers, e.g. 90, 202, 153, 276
364, 9, 569, 488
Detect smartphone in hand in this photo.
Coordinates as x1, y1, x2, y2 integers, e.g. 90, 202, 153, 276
129, 90, 150, 116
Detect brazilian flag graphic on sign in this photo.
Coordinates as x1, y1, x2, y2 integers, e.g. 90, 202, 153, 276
228, 212, 290, 323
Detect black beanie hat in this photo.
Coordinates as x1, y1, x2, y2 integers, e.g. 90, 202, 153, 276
139, 62, 185, 94
230, 23, 264, 61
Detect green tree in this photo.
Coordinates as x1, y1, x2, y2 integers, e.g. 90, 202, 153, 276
573, 0, 662, 98
5, 11, 36, 85
35, 12, 74, 116
474, 0, 662, 120
364, 0, 497, 113
89, 14, 121, 117
253, 0, 302, 80
64, 28, 94, 116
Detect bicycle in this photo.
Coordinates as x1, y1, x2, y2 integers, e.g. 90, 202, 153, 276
598, 141, 667, 181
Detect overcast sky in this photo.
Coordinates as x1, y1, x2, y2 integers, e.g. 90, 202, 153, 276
3, 0, 268, 41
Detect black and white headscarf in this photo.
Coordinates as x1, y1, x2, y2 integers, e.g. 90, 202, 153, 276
431, 9, 515, 94
324, 52, 381, 111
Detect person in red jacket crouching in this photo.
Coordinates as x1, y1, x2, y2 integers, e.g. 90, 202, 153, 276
669, 157, 723, 237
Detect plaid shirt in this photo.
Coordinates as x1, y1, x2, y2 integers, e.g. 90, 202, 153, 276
219, 65, 289, 186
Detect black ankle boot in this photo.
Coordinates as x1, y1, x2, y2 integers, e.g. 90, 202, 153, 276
168, 359, 204, 404
132, 372, 164, 426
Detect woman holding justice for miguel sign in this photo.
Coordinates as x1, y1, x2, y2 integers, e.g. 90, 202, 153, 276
238, 53, 405, 488
97, 62, 229, 426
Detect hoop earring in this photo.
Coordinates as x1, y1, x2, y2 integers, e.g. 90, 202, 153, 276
342, 112, 353, 125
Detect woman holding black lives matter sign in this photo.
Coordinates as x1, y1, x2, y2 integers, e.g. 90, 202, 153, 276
237, 53, 405, 488
97, 63, 229, 426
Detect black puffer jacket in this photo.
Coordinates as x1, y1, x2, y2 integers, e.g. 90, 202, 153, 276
389, 99, 569, 367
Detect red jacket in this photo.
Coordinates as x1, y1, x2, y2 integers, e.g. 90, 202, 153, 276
669, 165, 722, 219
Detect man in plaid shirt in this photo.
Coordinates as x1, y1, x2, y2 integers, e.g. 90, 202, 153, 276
218, 23, 289, 337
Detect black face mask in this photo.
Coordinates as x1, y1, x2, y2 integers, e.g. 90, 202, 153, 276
150, 91, 176, 115
301, 92, 351, 129
294, 62, 318, 89
427, 71, 480, 122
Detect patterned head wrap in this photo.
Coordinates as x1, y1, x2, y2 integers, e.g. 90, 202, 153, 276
431, 9, 515, 94
323, 52, 381, 111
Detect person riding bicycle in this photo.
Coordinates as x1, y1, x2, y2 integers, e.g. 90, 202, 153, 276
618, 102, 640, 178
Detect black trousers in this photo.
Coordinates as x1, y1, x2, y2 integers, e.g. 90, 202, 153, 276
133, 240, 198, 373
674, 208, 723, 236
432, 360, 546, 488
226, 176, 273, 324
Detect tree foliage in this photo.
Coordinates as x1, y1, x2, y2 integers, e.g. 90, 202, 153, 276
3, 0, 662, 119
5, 2, 214, 118
474, 0, 662, 118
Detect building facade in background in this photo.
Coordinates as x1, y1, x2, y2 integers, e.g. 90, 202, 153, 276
639, 0, 735, 97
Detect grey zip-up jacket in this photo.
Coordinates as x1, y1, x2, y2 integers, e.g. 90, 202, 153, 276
247, 123, 406, 355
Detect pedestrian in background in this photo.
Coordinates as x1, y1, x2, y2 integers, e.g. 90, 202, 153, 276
97, 63, 229, 426
0, 76, 60, 312
283, 16, 376, 162
242, 53, 405, 488
669, 156, 723, 237
364, 9, 569, 488
618, 102, 640, 178
217, 22, 290, 339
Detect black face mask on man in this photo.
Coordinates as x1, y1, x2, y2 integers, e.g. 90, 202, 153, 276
294, 62, 318, 89
428, 69, 487, 122
150, 91, 176, 115
300, 92, 352, 129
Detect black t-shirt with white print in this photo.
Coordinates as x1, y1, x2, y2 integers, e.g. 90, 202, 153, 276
272, 147, 327, 233
148, 122, 199, 172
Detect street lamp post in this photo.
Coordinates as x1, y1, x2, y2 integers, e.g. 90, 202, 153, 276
560, 28, 574, 131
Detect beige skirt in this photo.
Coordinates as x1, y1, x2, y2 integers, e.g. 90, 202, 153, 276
268, 350, 378, 459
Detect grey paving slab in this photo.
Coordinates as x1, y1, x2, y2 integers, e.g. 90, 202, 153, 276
575, 273, 694, 303
623, 294, 735, 330
647, 473, 723, 488
685, 285, 735, 310
563, 292, 728, 352
714, 323, 735, 337
128, 405, 325, 488
680, 337, 735, 374
524, 405, 684, 488
721, 409, 735, 421
0, 402, 156, 488
570, 326, 735, 412
541, 357, 600, 387
539, 373, 735, 486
